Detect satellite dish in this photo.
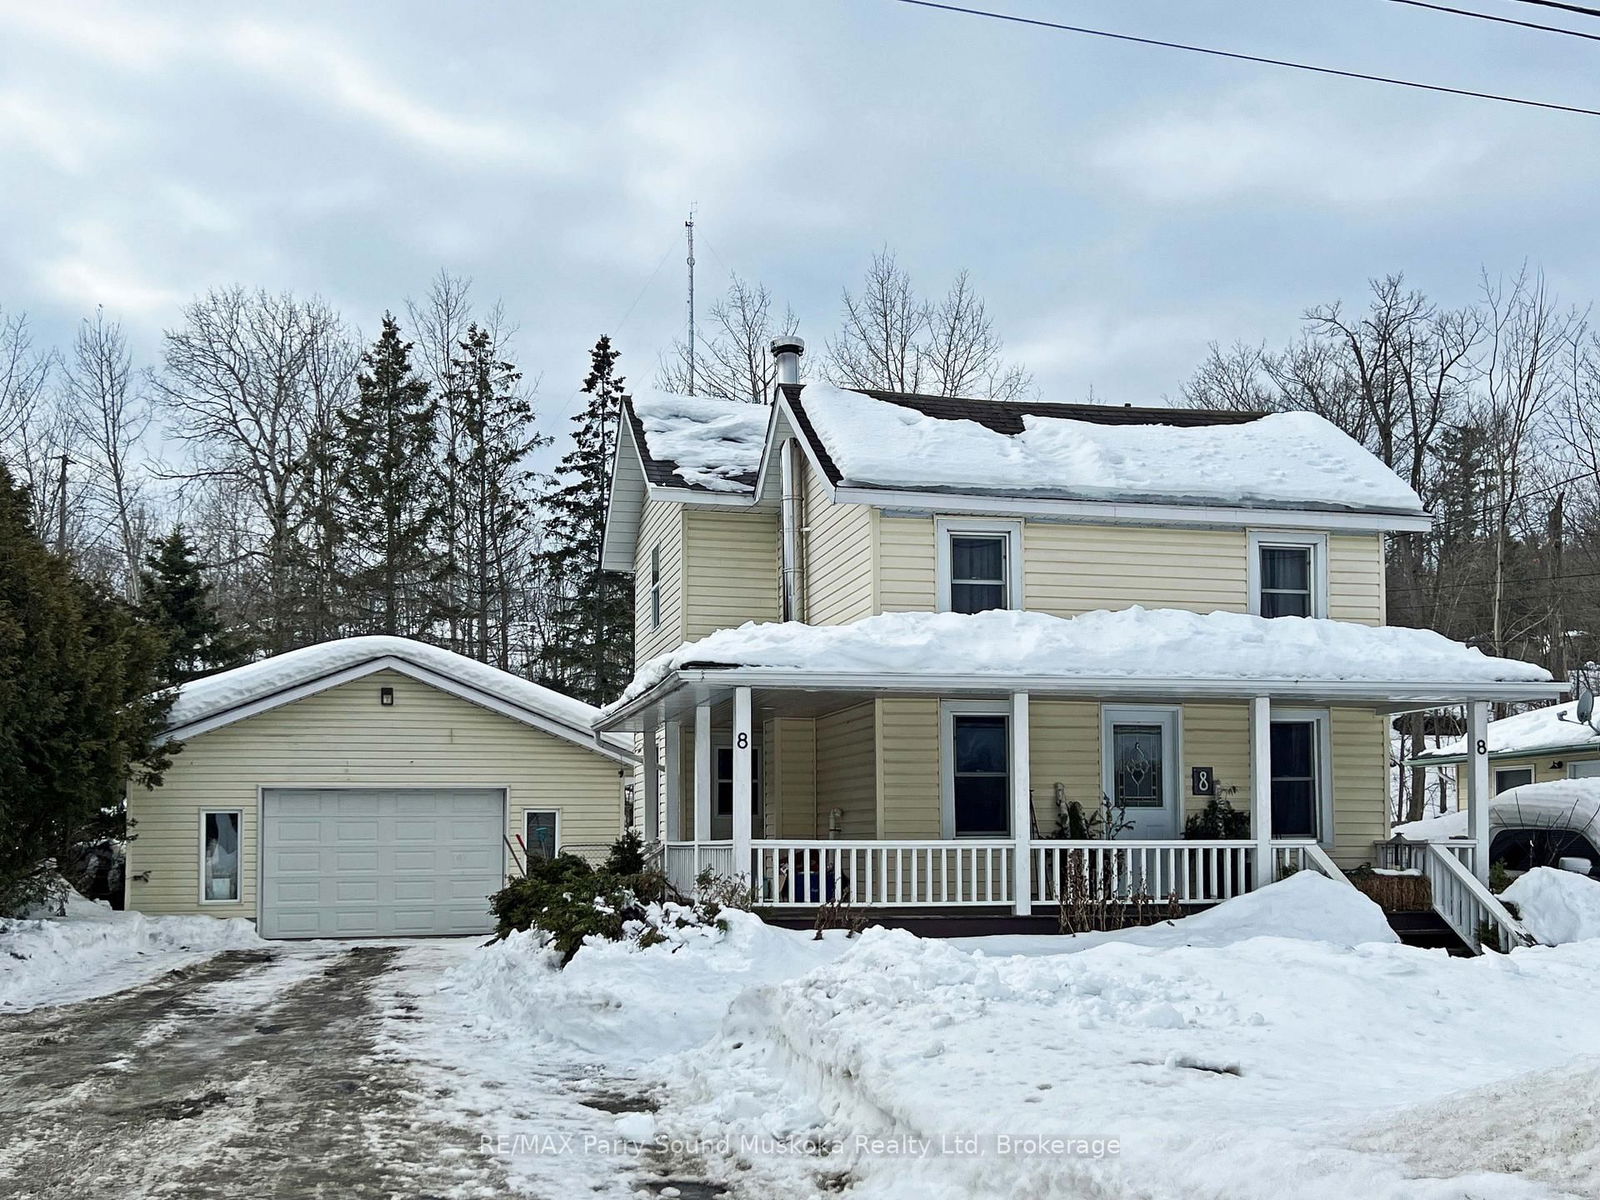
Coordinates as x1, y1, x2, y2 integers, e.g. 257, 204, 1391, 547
1579, 688, 1596, 728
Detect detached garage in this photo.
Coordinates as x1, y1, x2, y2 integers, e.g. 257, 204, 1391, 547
126, 637, 634, 938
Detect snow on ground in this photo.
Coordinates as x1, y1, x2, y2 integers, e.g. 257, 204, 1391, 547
0, 889, 262, 1012
1504, 868, 1600, 945
797, 383, 1426, 513
613, 605, 1551, 709
654, 880, 1600, 1199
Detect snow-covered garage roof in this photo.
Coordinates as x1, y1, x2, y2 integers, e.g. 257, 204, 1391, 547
1409, 699, 1597, 765
166, 636, 634, 761
602, 608, 1559, 723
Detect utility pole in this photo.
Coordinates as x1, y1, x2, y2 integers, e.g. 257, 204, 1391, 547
685, 205, 696, 396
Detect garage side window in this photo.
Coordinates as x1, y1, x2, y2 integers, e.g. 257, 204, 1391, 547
525, 811, 559, 862
202, 811, 241, 902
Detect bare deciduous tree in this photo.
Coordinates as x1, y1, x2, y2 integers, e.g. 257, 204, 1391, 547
657, 273, 799, 402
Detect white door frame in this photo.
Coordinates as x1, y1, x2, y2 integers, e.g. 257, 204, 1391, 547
1269, 707, 1334, 847
1100, 705, 1182, 838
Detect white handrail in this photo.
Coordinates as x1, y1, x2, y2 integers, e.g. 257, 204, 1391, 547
1271, 840, 1353, 885
1419, 842, 1534, 954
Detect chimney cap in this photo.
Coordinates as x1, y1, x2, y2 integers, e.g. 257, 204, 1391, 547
771, 336, 806, 357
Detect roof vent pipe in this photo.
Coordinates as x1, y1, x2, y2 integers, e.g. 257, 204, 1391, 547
780, 437, 805, 622
772, 336, 805, 389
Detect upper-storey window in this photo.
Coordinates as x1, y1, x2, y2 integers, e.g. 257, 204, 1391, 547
1248, 531, 1326, 619
650, 545, 662, 629
936, 518, 1022, 614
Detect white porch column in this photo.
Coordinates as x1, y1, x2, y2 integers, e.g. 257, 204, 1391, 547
732, 687, 754, 882
663, 719, 683, 842
1250, 695, 1276, 887
1466, 701, 1491, 882
693, 702, 713, 851
1011, 691, 1032, 916
643, 722, 660, 844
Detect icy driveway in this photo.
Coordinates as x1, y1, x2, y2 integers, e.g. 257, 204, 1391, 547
0, 940, 676, 1200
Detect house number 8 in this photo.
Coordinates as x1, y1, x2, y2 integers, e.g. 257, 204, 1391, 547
1477, 739, 1487, 755
737, 732, 749, 749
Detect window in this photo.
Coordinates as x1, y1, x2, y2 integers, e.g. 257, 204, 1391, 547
201, 811, 240, 903
525, 810, 559, 862
1112, 725, 1165, 809
650, 546, 662, 630
1495, 767, 1535, 794
1268, 710, 1331, 843
941, 704, 1011, 837
712, 743, 762, 838
1248, 531, 1326, 619
936, 519, 1021, 614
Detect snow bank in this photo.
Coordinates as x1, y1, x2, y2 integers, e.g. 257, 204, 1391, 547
612, 606, 1551, 708
1414, 699, 1595, 762
1392, 808, 1469, 841
431, 909, 853, 1067
167, 635, 624, 749
799, 384, 1425, 514
1503, 867, 1600, 944
631, 390, 769, 492
0, 891, 262, 1011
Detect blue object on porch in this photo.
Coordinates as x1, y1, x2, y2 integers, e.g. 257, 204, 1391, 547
792, 871, 847, 903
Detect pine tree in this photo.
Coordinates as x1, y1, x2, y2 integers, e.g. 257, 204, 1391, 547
0, 464, 174, 913
140, 526, 250, 686
536, 335, 635, 705
447, 324, 545, 667
337, 315, 442, 636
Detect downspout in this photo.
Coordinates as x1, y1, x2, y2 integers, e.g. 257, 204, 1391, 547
781, 437, 804, 622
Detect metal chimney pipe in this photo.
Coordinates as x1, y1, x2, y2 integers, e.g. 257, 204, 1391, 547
771, 336, 805, 388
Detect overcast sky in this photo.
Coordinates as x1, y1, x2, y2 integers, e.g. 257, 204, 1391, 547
3, 0, 1598, 456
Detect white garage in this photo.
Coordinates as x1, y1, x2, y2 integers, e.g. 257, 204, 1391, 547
260, 787, 507, 938
125, 636, 635, 934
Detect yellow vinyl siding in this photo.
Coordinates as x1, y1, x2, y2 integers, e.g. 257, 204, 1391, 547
815, 702, 876, 837
764, 717, 818, 838
1327, 534, 1386, 624
802, 460, 875, 625
876, 699, 941, 837
126, 669, 625, 920
1329, 708, 1390, 867
682, 507, 781, 639
878, 514, 937, 613
634, 498, 686, 663
1447, 751, 1595, 795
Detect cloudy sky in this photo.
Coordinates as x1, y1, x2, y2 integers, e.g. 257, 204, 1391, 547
3, 0, 1597, 451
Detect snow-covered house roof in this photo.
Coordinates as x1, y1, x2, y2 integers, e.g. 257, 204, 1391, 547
166, 636, 634, 761
599, 608, 1560, 727
603, 381, 1432, 572
1409, 700, 1598, 765
1393, 778, 1600, 841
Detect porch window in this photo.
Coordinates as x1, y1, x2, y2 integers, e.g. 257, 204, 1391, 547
713, 745, 762, 834
201, 810, 240, 903
525, 810, 559, 861
1112, 726, 1165, 808
951, 714, 1010, 836
1270, 720, 1320, 839
936, 519, 1021, 614
1248, 531, 1326, 619
1495, 767, 1533, 794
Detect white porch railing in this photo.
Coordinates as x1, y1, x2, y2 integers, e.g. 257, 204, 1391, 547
1273, 839, 1352, 884
1033, 840, 1258, 904
1376, 839, 1533, 954
751, 840, 1016, 907
662, 841, 736, 896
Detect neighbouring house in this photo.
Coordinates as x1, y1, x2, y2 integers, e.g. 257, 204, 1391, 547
596, 337, 1564, 953
126, 636, 634, 938
1407, 700, 1600, 795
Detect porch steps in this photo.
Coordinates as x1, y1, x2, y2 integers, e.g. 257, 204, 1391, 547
1386, 910, 1474, 956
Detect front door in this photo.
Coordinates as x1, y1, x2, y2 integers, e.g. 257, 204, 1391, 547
1269, 719, 1321, 839
1102, 706, 1180, 838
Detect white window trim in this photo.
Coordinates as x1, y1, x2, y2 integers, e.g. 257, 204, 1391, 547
1495, 766, 1535, 793
1247, 529, 1328, 619
198, 808, 243, 906
940, 699, 1013, 838
935, 517, 1023, 614
1099, 704, 1183, 836
524, 808, 561, 862
1270, 706, 1335, 848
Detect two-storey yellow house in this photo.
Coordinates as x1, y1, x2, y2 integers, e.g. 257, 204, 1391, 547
597, 338, 1561, 948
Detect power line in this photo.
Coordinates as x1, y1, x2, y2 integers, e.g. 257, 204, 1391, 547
1501, 0, 1600, 19
889, 0, 1600, 116
1387, 0, 1600, 41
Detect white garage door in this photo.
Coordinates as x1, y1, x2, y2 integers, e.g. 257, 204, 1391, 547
260, 788, 504, 939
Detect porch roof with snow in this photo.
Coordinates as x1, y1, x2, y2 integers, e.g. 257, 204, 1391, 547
595, 608, 1563, 732
602, 383, 1434, 571
164, 635, 636, 762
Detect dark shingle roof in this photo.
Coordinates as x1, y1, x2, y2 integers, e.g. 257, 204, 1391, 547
624, 398, 762, 493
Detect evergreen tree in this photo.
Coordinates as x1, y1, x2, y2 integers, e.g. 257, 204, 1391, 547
140, 525, 249, 686
0, 464, 174, 914
447, 324, 546, 667
337, 315, 442, 636
536, 335, 634, 705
